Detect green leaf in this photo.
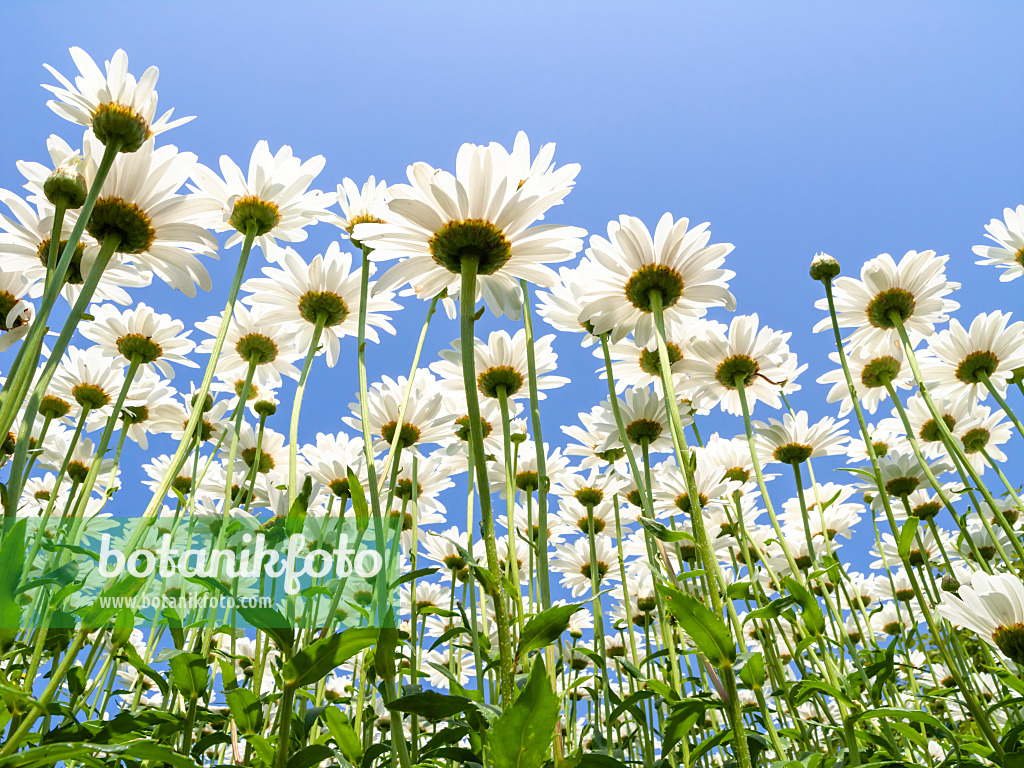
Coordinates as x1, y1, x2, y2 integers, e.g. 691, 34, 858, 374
515, 601, 587, 661
238, 606, 295, 654
639, 517, 691, 543
662, 699, 706, 756
282, 626, 378, 689
738, 652, 765, 689
286, 475, 314, 536
660, 585, 736, 667
16, 561, 78, 594
388, 690, 475, 719
347, 467, 369, 524
741, 596, 796, 624
120, 642, 170, 698
783, 576, 825, 637
79, 575, 147, 629
287, 744, 333, 768
898, 517, 920, 561
323, 706, 362, 764
226, 687, 264, 734
0, 520, 26, 651
168, 651, 209, 700
489, 657, 559, 768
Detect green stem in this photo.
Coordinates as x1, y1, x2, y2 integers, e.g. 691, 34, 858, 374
289, 314, 327, 506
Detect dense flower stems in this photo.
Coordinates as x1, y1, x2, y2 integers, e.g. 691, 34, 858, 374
978, 371, 1024, 435
3, 234, 122, 521
818, 277, 1005, 758
0, 141, 119, 443
458, 255, 514, 704
649, 290, 753, 768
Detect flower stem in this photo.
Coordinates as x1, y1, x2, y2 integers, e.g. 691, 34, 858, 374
289, 314, 327, 506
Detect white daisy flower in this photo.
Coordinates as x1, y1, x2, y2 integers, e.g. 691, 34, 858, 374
80, 302, 195, 378
71, 132, 218, 297
578, 213, 736, 348
680, 313, 807, 416
343, 370, 450, 456
938, 572, 1024, 664
550, 536, 620, 597
589, 386, 676, 456
195, 303, 301, 389
535, 264, 600, 346
430, 328, 569, 401
652, 458, 740, 520
241, 242, 399, 367
42, 47, 193, 151
336, 176, 389, 236
972, 204, 1024, 282
919, 311, 1024, 403
813, 250, 960, 347
816, 340, 912, 417
0, 269, 34, 351
301, 432, 366, 500
120, 369, 183, 450
879, 394, 973, 461
49, 347, 128, 423
353, 131, 584, 319
752, 410, 849, 465
190, 140, 336, 253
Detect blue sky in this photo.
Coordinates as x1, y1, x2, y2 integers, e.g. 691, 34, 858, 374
1, 2, 1021, 576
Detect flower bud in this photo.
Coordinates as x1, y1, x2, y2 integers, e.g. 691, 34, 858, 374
809, 251, 841, 282
43, 165, 88, 209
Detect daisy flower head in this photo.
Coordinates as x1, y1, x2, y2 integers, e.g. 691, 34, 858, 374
336, 176, 389, 238
241, 242, 399, 367
80, 302, 195, 378
190, 140, 336, 253
938, 572, 1024, 664
579, 213, 736, 347
817, 340, 912, 417
752, 411, 849, 465
972, 204, 1024, 282
0, 269, 34, 352
590, 385, 676, 455
919, 311, 1024, 404
17, 134, 87, 210
343, 370, 451, 456
195, 303, 301, 389
680, 313, 807, 416
352, 131, 585, 319
813, 250, 960, 347
879, 394, 973, 462
535, 264, 600, 346
430, 328, 569, 401
71, 131, 217, 297
43, 47, 193, 152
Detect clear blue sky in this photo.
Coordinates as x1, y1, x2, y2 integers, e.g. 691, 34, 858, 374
1, 1, 1021, 575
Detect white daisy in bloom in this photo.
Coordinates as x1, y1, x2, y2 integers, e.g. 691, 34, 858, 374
919, 311, 1024, 403
242, 243, 399, 367
552, 466, 628, 511
680, 313, 806, 416
120, 370, 183, 449
436, 390, 516, 459
39, 431, 117, 487
301, 432, 366, 499
381, 452, 458, 519
869, 601, 917, 638
879, 394, 972, 461
590, 386, 676, 455
486, 439, 571, 498
535, 264, 599, 346
813, 250, 960, 347
232, 426, 291, 484
844, 423, 909, 464
550, 536, 620, 597
553, 497, 619, 540
343, 370, 450, 456
752, 411, 848, 465
652, 458, 739, 520
578, 213, 736, 348
858, 450, 953, 511
353, 131, 584, 319
49, 347, 128, 422
780, 482, 863, 540
956, 404, 1013, 475
335, 176, 389, 236
430, 328, 569, 401
42, 47, 193, 150
420, 527, 472, 583
704, 493, 764, 539
147, 389, 229, 445
561, 403, 631, 472
817, 340, 913, 417
496, 502, 567, 549
0, 269, 34, 352
888, 484, 961, 523
195, 304, 301, 390
0, 189, 150, 305
972, 204, 1024, 282
701, 432, 775, 488
80, 302, 195, 378
871, 527, 951, 569
938, 572, 1024, 664
69, 132, 218, 297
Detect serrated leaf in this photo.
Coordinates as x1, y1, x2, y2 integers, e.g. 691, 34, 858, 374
660, 585, 736, 667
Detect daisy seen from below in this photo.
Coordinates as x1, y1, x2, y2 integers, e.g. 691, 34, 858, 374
242, 242, 399, 368
938, 572, 1024, 665
579, 213, 736, 348
194, 304, 300, 390
817, 340, 913, 417
753, 411, 849, 465
343, 370, 451, 456
80, 302, 195, 378
336, 176, 389, 237
43, 47, 193, 152
352, 131, 584, 319
919, 311, 1024, 404
972, 204, 1024, 282
681, 313, 806, 416
813, 250, 960, 348
190, 140, 335, 253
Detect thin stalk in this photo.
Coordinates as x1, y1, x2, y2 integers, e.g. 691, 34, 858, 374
289, 314, 327, 506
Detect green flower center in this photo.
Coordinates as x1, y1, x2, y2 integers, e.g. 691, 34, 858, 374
577, 515, 606, 535
724, 467, 749, 483
381, 421, 421, 448
0, 292, 26, 332
638, 342, 683, 376
241, 447, 274, 473
44, 167, 87, 209
298, 291, 349, 327
675, 492, 709, 513
575, 488, 604, 507
626, 489, 643, 508
236, 333, 278, 364
92, 102, 150, 153
329, 478, 350, 498
884, 476, 919, 498
871, 441, 890, 458
123, 405, 149, 425
428, 219, 512, 275
171, 476, 194, 494
911, 501, 941, 521
774, 444, 813, 464
597, 447, 625, 463
580, 560, 609, 582
234, 381, 259, 400
87, 197, 156, 254
861, 356, 901, 388
715, 355, 759, 390
455, 414, 492, 442
229, 196, 282, 236
39, 395, 70, 420
36, 238, 86, 285
961, 427, 989, 454
395, 479, 421, 501
955, 350, 999, 385
117, 333, 163, 364
623, 265, 685, 313
72, 383, 110, 411
67, 460, 89, 484
865, 288, 916, 330
625, 418, 663, 445
919, 414, 956, 443
477, 365, 524, 399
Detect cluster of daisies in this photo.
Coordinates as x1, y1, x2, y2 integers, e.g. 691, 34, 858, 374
0, 45, 1023, 768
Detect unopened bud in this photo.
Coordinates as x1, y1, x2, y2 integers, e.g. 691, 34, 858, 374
44, 166, 87, 209
809, 251, 841, 282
